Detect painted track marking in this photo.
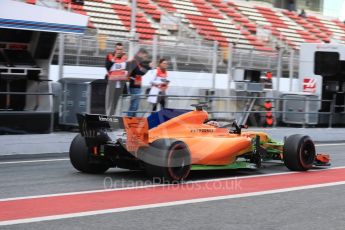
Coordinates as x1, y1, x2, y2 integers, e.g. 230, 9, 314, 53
1, 167, 345, 226
0, 158, 69, 165
315, 143, 345, 147
1, 181, 345, 226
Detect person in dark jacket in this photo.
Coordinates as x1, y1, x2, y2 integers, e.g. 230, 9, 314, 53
126, 48, 150, 117
288, 0, 296, 11
299, 9, 307, 18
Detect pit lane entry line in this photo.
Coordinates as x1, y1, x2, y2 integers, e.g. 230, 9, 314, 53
0, 158, 69, 165
1, 167, 345, 226
4, 166, 345, 202
315, 143, 345, 147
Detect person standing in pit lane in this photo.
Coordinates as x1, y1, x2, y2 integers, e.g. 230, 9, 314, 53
104, 42, 128, 116
126, 48, 151, 117
147, 59, 170, 112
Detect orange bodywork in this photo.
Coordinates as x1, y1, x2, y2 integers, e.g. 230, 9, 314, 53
147, 110, 269, 165
316, 153, 330, 164
123, 117, 149, 152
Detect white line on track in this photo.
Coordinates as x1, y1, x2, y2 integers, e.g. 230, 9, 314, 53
1, 166, 345, 202
315, 143, 345, 147
0, 170, 299, 202
1, 181, 345, 226
0, 158, 69, 165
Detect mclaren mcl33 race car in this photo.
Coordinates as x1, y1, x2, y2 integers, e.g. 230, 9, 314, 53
70, 105, 330, 182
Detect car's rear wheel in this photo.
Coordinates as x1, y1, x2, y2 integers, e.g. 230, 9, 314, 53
283, 134, 315, 171
140, 139, 191, 182
69, 134, 109, 174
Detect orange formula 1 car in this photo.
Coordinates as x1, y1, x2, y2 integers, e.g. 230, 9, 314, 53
70, 105, 330, 182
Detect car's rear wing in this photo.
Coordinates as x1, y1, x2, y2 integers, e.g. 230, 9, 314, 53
77, 113, 149, 152
77, 113, 124, 137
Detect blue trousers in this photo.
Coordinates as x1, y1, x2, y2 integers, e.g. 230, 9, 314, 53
127, 87, 142, 117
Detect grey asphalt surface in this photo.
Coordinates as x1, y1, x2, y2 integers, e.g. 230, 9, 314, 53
0, 144, 344, 229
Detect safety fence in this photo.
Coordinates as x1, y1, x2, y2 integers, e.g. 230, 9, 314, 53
0, 92, 54, 112
54, 34, 299, 78
116, 94, 335, 128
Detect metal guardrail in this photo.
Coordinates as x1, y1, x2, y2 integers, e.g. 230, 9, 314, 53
0, 91, 54, 112
0, 92, 53, 95
54, 34, 299, 76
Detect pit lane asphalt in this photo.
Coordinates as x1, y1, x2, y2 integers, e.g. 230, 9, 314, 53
0, 144, 344, 229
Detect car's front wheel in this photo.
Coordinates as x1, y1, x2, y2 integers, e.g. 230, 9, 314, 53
283, 134, 316, 171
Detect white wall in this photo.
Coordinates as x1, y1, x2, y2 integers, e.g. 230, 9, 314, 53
49, 65, 300, 92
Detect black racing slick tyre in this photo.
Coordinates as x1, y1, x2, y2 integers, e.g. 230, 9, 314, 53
283, 134, 316, 171
141, 139, 191, 183
69, 134, 109, 174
